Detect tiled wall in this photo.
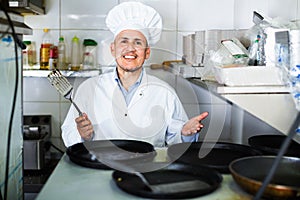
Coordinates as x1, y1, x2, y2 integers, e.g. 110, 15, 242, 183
23, 0, 299, 149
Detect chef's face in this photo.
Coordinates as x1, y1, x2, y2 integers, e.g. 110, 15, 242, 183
111, 29, 150, 72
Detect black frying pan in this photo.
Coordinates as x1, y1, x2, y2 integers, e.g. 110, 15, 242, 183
229, 156, 300, 199
167, 142, 261, 174
248, 135, 300, 158
112, 162, 222, 199
66, 139, 157, 169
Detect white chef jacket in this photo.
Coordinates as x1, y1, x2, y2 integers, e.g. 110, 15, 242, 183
61, 68, 198, 147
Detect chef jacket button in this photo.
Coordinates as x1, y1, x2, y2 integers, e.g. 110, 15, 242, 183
125, 113, 127, 116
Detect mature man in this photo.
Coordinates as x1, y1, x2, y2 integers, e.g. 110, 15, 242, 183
61, 2, 208, 147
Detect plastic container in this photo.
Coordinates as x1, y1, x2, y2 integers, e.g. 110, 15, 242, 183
70, 36, 81, 71
40, 28, 53, 69
58, 36, 68, 70
23, 41, 37, 69
82, 39, 97, 70
22, 41, 31, 69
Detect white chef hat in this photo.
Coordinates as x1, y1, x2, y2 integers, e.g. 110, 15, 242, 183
106, 2, 162, 46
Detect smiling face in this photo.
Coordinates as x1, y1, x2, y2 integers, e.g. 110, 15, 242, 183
110, 29, 150, 72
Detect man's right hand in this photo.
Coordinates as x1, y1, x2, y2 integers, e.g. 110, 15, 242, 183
75, 113, 94, 141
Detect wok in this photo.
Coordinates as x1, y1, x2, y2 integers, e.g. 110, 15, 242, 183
66, 139, 157, 169
248, 135, 300, 158
229, 156, 300, 199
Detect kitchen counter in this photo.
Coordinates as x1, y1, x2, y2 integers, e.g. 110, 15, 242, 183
36, 150, 252, 200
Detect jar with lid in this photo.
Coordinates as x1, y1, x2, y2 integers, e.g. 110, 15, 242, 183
70, 36, 81, 71
82, 39, 98, 70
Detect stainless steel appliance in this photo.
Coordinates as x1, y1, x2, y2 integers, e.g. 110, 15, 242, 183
23, 115, 51, 170
0, 7, 32, 200
1, 0, 45, 15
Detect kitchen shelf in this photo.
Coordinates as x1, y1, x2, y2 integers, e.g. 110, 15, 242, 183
23, 69, 102, 77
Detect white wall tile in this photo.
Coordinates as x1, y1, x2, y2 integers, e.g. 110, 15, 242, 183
24, 0, 59, 29
23, 77, 59, 101
234, 0, 269, 29
145, 31, 178, 65
297, 0, 300, 20
60, 102, 71, 127
178, 0, 235, 31
267, 0, 298, 21
61, 0, 118, 29
122, 0, 178, 30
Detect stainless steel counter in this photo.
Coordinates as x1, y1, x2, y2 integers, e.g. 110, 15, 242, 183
36, 150, 252, 200
188, 78, 300, 144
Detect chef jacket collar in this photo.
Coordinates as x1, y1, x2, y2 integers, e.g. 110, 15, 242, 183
113, 67, 144, 94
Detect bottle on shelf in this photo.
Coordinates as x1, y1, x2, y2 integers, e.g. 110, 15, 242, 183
22, 40, 31, 69
58, 36, 68, 70
82, 39, 98, 70
71, 36, 81, 71
23, 41, 38, 69
29, 41, 37, 68
49, 45, 58, 70
40, 28, 53, 70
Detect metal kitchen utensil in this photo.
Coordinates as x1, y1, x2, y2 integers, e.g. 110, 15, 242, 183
47, 69, 82, 116
90, 150, 209, 194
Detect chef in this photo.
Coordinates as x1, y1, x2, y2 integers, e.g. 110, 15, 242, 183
61, 1, 209, 147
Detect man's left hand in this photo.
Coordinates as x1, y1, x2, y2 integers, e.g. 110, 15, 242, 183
181, 112, 209, 136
